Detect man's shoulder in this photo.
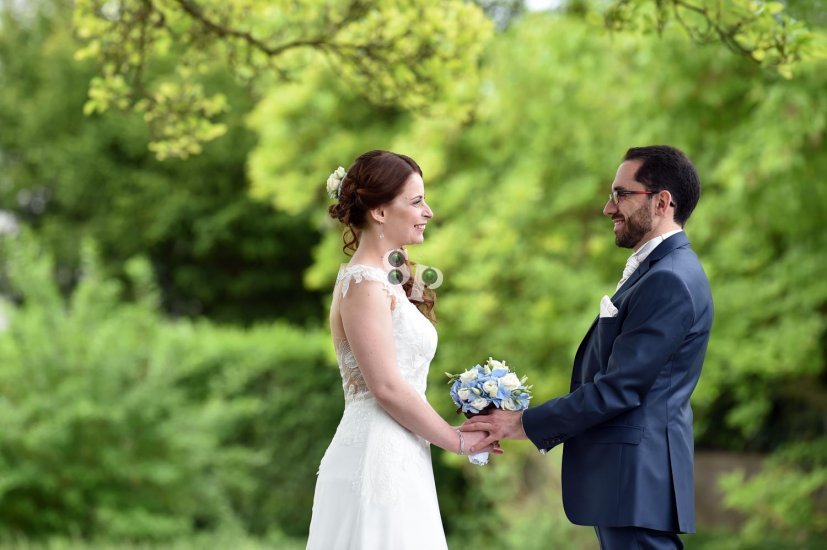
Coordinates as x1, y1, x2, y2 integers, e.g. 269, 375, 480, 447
649, 244, 712, 301
654, 239, 703, 270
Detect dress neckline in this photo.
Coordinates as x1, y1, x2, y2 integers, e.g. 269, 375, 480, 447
340, 262, 387, 273
336, 263, 405, 303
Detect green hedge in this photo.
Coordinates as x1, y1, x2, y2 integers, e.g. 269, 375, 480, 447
0, 234, 341, 540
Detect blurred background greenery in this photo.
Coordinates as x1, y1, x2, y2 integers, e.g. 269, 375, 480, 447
1, 0, 825, 548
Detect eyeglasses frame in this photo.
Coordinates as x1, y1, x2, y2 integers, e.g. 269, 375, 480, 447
608, 189, 676, 208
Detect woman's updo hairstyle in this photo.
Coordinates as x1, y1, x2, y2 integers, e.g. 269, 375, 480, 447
328, 149, 422, 254
328, 149, 436, 323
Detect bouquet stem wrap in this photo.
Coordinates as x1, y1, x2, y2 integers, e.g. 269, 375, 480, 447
463, 406, 494, 465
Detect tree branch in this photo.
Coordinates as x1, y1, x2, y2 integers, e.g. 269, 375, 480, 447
672, 0, 757, 60
174, 0, 329, 57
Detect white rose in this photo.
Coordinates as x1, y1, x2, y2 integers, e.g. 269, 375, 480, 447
487, 358, 505, 371
459, 369, 478, 383
500, 372, 521, 391
326, 166, 347, 198
325, 176, 338, 195
470, 397, 489, 411
482, 379, 499, 397
501, 398, 518, 411
457, 387, 471, 401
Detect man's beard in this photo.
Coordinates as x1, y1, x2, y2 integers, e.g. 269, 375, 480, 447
615, 203, 653, 249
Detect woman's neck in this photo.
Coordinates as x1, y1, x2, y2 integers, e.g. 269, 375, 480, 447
351, 237, 403, 268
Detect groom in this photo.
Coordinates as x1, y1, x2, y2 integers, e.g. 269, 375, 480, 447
463, 146, 713, 549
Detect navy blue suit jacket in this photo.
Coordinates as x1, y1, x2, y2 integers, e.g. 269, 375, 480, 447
522, 232, 713, 534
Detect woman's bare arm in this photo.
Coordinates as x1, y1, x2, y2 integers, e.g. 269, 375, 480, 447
340, 279, 491, 454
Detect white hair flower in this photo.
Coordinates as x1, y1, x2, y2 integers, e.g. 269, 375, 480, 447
326, 166, 347, 200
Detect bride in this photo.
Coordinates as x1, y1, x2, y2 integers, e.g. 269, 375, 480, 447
306, 150, 496, 549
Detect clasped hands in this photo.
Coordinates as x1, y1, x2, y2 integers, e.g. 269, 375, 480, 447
458, 408, 528, 455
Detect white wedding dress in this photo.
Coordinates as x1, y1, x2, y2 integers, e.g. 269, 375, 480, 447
306, 264, 448, 550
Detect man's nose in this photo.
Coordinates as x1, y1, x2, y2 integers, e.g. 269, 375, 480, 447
603, 199, 616, 216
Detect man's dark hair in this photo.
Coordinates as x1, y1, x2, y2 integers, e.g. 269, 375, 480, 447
623, 145, 700, 226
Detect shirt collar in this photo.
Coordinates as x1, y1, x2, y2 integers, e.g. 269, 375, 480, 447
630, 229, 683, 264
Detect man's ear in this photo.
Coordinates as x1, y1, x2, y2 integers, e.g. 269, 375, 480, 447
656, 190, 674, 214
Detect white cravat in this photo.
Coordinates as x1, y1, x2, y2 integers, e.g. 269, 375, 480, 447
616, 230, 683, 291
617, 255, 641, 291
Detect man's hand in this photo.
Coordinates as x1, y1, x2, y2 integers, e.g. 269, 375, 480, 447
460, 409, 527, 453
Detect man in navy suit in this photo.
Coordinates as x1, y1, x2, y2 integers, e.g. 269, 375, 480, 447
463, 145, 713, 549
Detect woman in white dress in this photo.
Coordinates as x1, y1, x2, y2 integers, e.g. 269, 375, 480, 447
307, 150, 495, 549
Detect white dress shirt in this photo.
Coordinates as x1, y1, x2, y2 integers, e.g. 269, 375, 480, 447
616, 230, 683, 290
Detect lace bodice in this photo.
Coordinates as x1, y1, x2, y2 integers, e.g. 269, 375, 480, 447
334, 264, 438, 404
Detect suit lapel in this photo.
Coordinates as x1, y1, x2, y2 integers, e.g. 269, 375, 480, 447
612, 232, 690, 299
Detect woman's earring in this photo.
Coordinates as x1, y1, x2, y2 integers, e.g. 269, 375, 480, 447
379, 223, 384, 239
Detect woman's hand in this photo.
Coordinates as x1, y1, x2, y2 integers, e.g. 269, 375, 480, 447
458, 428, 504, 455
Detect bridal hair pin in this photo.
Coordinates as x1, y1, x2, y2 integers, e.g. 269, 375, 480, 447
326, 166, 347, 200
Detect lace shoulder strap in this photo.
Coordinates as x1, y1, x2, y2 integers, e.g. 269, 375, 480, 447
337, 264, 401, 307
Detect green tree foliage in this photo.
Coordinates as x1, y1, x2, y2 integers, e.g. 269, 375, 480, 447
0, 2, 322, 323
72, 0, 494, 159
602, 0, 827, 77
249, 9, 827, 544
0, 232, 341, 540
71, 0, 825, 160
720, 441, 827, 545
786, 0, 827, 28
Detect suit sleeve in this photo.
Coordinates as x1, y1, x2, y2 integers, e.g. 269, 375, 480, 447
522, 268, 695, 451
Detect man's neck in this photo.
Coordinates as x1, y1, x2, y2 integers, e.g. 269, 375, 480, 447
633, 222, 683, 252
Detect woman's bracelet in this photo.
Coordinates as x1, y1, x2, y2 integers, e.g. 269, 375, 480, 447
455, 428, 466, 456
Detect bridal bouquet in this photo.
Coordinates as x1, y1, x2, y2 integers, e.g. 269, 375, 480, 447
446, 357, 532, 465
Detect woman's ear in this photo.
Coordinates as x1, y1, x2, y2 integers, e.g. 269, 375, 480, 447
369, 207, 385, 224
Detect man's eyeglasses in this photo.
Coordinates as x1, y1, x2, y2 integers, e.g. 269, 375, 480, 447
608, 190, 676, 208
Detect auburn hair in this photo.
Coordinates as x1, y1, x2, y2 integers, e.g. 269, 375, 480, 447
328, 150, 436, 322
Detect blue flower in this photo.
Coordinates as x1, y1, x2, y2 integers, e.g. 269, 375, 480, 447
514, 392, 531, 409
449, 381, 462, 407
490, 367, 508, 378
496, 383, 512, 401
